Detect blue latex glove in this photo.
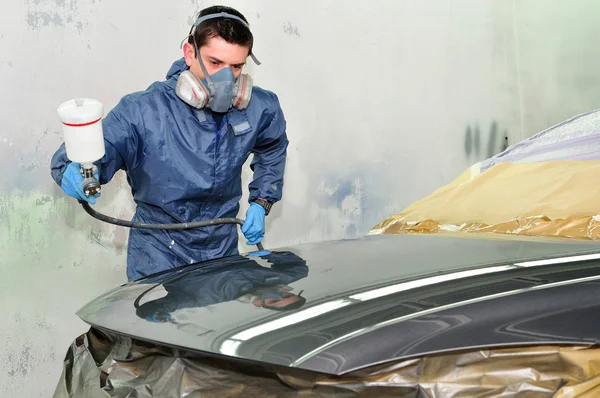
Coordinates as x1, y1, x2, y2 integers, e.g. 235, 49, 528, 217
61, 162, 101, 205
248, 250, 272, 257
241, 202, 266, 245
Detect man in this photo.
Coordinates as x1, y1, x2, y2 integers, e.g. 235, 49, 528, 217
135, 251, 308, 323
50, 6, 288, 281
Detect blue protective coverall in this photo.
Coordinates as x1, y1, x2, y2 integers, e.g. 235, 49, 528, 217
135, 251, 308, 322
50, 58, 288, 281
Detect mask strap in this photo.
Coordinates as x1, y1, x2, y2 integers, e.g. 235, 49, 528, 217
249, 53, 261, 66
194, 44, 215, 91
179, 12, 262, 65
192, 12, 250, 29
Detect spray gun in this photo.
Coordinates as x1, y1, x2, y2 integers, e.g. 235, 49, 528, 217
57, 98, 104, 197
57, 98, 265, 251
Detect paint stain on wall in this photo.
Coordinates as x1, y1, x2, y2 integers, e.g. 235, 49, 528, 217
35, 196, 52, 206
464, 120, 508, 161
27, 11, 64, 29
188, 15, 196, 27
283, 22, 300, 38
307, 164, 415, 244
316, 175, 365, 238
0, 189, 127, 398
0, 190, 129, 266
2, 312, 57, 394
17, 128, 55, 176
189, 0, 207, 14
25, 0, 94, 33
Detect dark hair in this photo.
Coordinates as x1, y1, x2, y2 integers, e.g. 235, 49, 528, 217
188, 5, 253, 54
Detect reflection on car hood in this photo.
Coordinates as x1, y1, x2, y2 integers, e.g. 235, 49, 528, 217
77, 234, 600, 375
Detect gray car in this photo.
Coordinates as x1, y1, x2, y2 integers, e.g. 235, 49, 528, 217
54, 233, 600, 397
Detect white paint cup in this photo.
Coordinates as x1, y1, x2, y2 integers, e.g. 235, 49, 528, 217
57, 98, 105, 168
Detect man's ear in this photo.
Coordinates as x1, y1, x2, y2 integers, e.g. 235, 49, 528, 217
183, 42, 196, 66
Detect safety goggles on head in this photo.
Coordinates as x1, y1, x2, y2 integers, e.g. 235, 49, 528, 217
176, 12, 261, 112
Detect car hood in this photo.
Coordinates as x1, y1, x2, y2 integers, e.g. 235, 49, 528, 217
77, 234, 600, 375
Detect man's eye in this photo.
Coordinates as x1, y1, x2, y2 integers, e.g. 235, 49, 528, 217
211, 61, 219, 65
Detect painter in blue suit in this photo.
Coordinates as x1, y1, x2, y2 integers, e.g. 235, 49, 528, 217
50, 6, 288, 281
135, 251, 308, 323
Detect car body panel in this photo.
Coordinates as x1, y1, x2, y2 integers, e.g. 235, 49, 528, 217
77, 234, 600, 375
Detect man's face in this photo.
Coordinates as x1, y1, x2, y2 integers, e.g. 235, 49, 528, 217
183, 36, 249, 80
252, 291, 303, 309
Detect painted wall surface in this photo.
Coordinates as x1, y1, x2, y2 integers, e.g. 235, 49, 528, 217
1, 0, 600, 395
497, 0, 600, 143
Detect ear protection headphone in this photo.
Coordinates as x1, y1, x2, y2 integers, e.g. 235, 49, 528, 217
176, 12, 261, 111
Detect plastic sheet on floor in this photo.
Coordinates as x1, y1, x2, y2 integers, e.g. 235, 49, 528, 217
54, 327, 600, 397
281, 344, 600, 398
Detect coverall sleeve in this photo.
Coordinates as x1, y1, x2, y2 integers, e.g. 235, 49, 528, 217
248, 92, 289, 204
50, 95, 145, 187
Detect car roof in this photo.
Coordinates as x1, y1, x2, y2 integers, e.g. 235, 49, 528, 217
77, 234, 600, 374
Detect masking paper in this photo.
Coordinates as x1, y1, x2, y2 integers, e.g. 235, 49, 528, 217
371, 161, 600, 241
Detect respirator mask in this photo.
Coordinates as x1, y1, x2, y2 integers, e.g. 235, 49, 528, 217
176, 12, 261, 112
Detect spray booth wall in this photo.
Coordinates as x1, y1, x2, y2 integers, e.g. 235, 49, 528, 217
2, 0, 600, 395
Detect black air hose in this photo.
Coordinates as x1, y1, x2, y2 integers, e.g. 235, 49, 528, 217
78, 201, 264, 251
